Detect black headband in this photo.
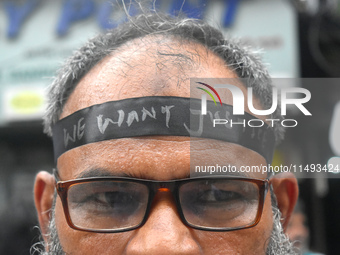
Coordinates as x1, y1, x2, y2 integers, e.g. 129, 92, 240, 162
52, 96, 275, 163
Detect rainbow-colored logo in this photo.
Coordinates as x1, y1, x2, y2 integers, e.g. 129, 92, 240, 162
196, 82, 222, 106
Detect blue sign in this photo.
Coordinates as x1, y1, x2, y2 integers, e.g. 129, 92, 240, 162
3, 0, 239, 38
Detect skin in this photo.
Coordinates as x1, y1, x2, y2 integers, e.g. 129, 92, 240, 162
34, 36, 298, 255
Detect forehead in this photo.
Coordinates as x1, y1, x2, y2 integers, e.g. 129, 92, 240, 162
57, 36, 267, 180
60, 36, 239, 118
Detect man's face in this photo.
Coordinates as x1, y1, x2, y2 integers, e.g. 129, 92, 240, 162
35, 37, 298, 255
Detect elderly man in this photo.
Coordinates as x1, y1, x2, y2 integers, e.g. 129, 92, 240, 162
33, 12, 298, 255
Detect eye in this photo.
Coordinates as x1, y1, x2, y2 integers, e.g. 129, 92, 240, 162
95, 191, 133, 207
198, 188, 243, 203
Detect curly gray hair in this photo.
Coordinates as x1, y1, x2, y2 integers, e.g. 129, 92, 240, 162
43, 11, 284, 143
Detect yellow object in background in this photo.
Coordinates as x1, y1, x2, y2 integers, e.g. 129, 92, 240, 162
10, 91, 44, 114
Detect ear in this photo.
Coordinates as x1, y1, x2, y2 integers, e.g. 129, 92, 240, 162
34, 171, 55, 244
270, 172, 299, 231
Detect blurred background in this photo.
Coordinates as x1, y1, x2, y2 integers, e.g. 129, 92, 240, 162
0, 0, 339, 254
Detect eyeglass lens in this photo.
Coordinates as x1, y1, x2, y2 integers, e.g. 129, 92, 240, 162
65, 179, 261, 231
67, 181, 149, 231
179, 179, 260, 229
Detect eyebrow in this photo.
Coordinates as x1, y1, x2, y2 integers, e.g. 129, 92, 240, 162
76, 168, 131, 179
227, 169, 251, 178
192, 165, 252, 178
205, 172, 251, 178
75, 166, 250, 180
78, 169, 192, 180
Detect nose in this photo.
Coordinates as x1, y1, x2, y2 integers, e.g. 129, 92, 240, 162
125, 190, 202, 255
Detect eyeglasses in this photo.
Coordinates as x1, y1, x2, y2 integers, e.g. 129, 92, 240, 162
54, 170, 270, 233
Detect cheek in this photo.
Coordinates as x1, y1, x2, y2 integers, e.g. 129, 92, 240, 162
195, 231, 271, 255
54, 199, 132, 254
195, 196, 273, 255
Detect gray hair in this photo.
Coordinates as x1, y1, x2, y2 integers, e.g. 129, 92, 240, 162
43, 11, 284, 143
